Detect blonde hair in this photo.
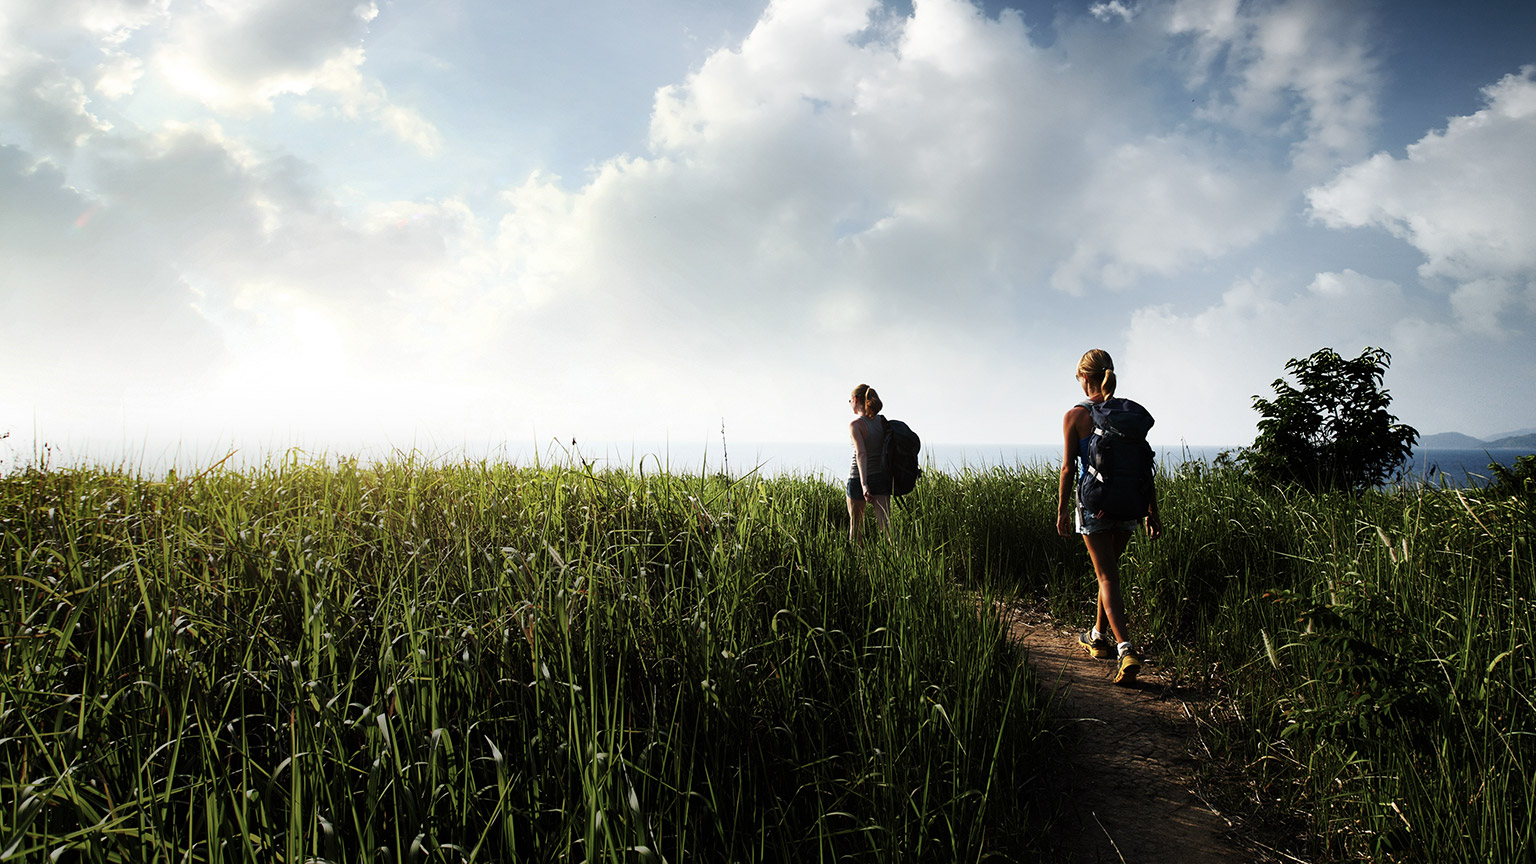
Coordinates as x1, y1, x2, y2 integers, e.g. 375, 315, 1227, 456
851, 384, 883, 415
1076, 349, 1117, 397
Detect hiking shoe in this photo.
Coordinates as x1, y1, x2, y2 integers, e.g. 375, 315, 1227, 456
1078, 630, 1115, 660
1113, 649, 1143, 686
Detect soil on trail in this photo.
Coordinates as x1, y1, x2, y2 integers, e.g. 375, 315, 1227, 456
1001, 602, 1257, 864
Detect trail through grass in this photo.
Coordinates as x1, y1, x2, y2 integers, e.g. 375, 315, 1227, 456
3, 453, 1531, 862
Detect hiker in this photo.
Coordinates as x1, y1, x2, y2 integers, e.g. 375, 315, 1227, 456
1056, 349, 1163, 685
847, 383, 892, 543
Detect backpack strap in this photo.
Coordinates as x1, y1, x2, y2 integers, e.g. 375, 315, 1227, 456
1077, 399, 1108, 439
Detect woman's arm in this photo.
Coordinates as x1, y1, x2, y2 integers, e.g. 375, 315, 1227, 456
851, 418, 871, 495
1056, 408, 1084, 537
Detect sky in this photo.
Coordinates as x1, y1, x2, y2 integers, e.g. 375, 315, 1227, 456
2, 0, 1534, 470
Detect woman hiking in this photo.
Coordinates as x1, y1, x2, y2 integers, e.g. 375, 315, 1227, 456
1056, 349, 1163, 685
847, 384, 892, 544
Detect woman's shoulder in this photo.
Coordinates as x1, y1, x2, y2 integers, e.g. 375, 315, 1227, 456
1064, 401, 1094, 435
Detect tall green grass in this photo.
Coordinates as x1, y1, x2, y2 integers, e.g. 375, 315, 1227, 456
1, 456, 1053, 862
5, 452, 1530, 862
1140, 466, 1536, 863
920, 458, 1533, 862
737, 457, 1535, 863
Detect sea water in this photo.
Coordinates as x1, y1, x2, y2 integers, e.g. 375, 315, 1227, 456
1403, 447, 1533, 488
580, 440, 1531, 489
5, 433, 1528, 489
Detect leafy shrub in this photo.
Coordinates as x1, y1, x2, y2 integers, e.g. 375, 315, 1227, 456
1238, 347, 1418, 492
1489, 453, 1536, 502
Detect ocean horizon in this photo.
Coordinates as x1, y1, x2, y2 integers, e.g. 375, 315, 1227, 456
3, 435, 1529, 489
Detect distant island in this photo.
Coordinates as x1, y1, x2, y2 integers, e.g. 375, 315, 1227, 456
1419, 430, 1536, 450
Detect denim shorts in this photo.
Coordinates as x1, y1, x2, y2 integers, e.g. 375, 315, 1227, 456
847, 472, 893, 499
1076, 504, 1142, 535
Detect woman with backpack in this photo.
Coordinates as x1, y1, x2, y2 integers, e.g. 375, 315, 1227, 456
1056, 349, 1163, 685
847, 384, 892, 543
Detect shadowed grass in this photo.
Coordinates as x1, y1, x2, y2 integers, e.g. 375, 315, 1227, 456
813, 456, 1533, 863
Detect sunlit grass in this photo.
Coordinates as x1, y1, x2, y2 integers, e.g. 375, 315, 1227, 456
4, 452, 1531, 862
1, 455, 1053, 862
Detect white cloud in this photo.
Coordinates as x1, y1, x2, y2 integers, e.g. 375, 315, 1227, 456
1, 0, 439, 153
4, 0, 169, 40
1090, 2, 1137, 24
0, 2, 160, 169
394, 0, 1395, 441
0, 44, 113, 155
17, 68, 112, 151
453, 0, 1328, 442
1127, 64, 1536, 443
1126, 264, 1536, 443
1168, 0, 1379, 177
1306, 66, 1536, 350
1125, 270, 1417, 444
548, 0, 1313, 317
1308, 66, 1536, 285
1049, 135, 1289, 293
0, 115, 484, 447
11, 0, 1523, 462
1167, 0, 1241, 48
95, 50, 146, 99
154, 0, 379, 109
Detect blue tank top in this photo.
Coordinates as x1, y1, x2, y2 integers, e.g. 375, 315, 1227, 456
1075, 400, 1097, 482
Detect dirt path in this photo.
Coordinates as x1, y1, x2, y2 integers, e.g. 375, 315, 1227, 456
999, 601, 1258, 864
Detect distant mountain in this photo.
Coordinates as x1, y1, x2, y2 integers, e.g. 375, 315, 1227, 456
1419, 431, 1488, 448
1419, 431, 1536, 451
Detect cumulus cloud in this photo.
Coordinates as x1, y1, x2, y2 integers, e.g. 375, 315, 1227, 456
14, 0, 1505, 461
0, 115, 489, 455
508, 0, 1334, 324
1168, 0, 1379, 177
80, 121, 488, 421
155, 0, 378, 108
338, 0, 1388, 444
1125, 64, 1536, 444
95, 51, 146, 99
1048, 135, 1289, 293
1090, 2, 1137, 24
0, 2, 160, 167
1308, 66, 1536, 286
1124, 270, 1419, 444
141, 0, 441, 154
1303, 64, 1536, 376
0, 57, 113, 155
4, 0, 168, 39
0, 0, 439, 154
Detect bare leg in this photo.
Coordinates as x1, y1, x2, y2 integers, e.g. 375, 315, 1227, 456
869, 495, 891, 540
1082, 529, 1134, 644
847, 496, 865, 544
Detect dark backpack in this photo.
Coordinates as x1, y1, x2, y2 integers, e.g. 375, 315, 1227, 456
879, 416, 923, 497
1078, 398, 1155, 521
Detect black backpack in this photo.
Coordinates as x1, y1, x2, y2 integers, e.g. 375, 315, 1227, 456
1078, 398, 1155, 521
879, 416, 923, 496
